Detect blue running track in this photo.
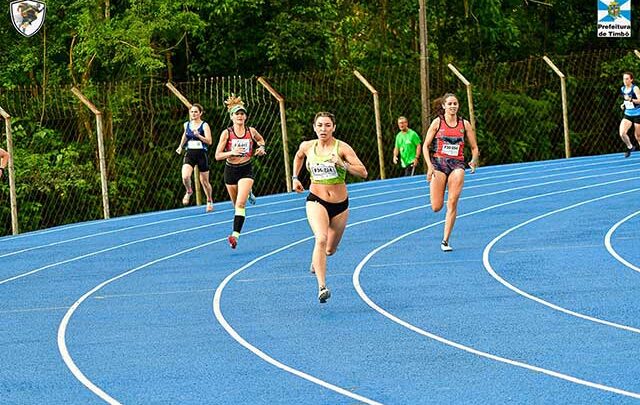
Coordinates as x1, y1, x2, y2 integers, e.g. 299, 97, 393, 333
1, 153, 640, 404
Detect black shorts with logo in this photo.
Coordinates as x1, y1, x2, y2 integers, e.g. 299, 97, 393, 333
183, 149, 210, 172
224, 161, 254, 185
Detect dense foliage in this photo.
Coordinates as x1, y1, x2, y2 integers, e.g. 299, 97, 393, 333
1, 0, 637, 85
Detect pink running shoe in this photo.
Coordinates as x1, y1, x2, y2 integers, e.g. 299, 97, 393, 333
228, 235, 238, 249
206, 201, 214, 212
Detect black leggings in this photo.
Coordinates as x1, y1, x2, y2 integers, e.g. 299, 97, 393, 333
306, 192, 349, 220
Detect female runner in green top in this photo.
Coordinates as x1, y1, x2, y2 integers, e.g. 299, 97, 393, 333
292, 112, 368, 303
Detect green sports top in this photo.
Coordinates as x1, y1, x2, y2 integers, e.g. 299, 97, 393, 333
306, 139, 347, 185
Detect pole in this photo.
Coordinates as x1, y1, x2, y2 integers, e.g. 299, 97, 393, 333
543, 56, 571, 158
257, 77, 292, 192
353, 70, 386, 179
70, 87, 111, 219
0, 107, 19, 234
418, 0, 431, 131
447, 64, 476, 132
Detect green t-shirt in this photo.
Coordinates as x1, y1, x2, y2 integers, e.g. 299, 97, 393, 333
395, 129, 421, 167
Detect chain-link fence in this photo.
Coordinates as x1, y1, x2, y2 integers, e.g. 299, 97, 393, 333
1, 48, 639, 235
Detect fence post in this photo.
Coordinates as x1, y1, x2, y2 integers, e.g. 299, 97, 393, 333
418, 0, 431, 131
543, 56, 571, 159
165, 82, 202, 206
353, 70, 386, 180
447, 64, 476, 132
0, 107, 19, 234
257, 77, 292, 192
70, 87, 110, 219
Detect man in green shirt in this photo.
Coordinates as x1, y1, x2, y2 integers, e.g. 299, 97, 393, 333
392, 116, 421, 176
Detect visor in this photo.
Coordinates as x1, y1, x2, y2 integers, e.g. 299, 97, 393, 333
229, 105, 247, 114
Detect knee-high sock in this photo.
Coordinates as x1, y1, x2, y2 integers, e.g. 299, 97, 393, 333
233, 207, 246, 236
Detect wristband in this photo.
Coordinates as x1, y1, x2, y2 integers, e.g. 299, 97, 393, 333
292, 175, 298, 181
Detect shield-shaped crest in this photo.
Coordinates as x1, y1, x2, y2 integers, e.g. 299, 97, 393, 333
10, 0, 46, 37
607, 0, 621, 19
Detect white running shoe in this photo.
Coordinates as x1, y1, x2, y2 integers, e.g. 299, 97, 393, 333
440, 240, 453, 252
182, 191, 193, 206
318, 286, 331, 303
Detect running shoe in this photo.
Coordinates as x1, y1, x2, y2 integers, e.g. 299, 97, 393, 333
248, 190, 257, 205
624, 146, 636, 158
228, 235, 238, 249
440, 240, 453, 252
182, 191, 193, 206
318, 286, 331, 303
206, 201, 214, 212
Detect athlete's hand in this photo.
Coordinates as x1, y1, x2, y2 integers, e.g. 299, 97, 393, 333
293, 178, 304, 193
330, 153, 347, 169
393, 156, 398, 164
426, 166, 435, 182
231, 146, 245, 157
469, 158, 479, 174
175, 146, 183, 154
255, 145, 267, 156
621, 103, 626, 111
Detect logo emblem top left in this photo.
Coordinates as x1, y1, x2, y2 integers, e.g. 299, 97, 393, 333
10, 1, 46, 37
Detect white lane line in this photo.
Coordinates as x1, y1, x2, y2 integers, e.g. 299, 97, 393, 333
56, 197, 428, 404
92, 288, 216, 299
369, 260, 481, 267
605, 210, 640, 274
213, 205, 435, 405
18, 161, 638, 286
1, 178, 422, 258
352, 178, 640, 399
0, 306, 70, 314
57, 215, 313, 405
0, 193, 423, 285
5, 157, 636, 272
212, 178, 639, 402
483, 188, 640, 334
57, 171, 637, 402
1, 154, 622, 249
495, 243, 604, 254
0, 195, 303, 259
236, 272, 352, 283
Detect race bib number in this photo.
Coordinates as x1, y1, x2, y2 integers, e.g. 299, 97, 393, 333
624, 100, 635, 110
310, 162, 339, 181
231, 139, 252, 154
441, 144, 460, 157
187, 140, 203, 149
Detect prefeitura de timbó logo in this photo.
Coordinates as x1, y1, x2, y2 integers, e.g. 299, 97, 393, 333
597, 0, 631, 37
10, 1, 46, 37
